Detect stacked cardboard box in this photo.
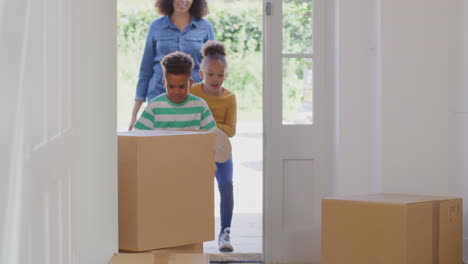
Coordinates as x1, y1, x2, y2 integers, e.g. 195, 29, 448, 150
119, 242, 203, 254
110, 253, 209, 264
117, 130, 216, 252
110, 243, 208, 264
322, 193, 462, 264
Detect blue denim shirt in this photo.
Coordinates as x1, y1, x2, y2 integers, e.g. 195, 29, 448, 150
135, 15, 215, 102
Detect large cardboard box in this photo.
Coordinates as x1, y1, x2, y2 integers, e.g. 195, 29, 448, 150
322, 193, 462, 264
118, 130, 216, 251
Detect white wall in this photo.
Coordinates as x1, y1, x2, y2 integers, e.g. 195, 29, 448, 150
336, 0, 463, 196
379, 0, 461, 196
334, 0, 375, 195
0, 0, 118, 263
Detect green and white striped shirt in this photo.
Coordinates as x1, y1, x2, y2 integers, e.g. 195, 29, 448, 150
134, 93, 217, 131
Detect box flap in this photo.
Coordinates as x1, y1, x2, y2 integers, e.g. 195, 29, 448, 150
323, 193, 460, 205
148, 243, 203, 254
118, 130, 212, 137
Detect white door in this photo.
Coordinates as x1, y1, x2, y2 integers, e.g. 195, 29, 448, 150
263, 0, 334, 262
0, 0, 118, 263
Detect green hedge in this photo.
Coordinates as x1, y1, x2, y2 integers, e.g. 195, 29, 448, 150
117, 1, 313, 126
118, 2, 311, 55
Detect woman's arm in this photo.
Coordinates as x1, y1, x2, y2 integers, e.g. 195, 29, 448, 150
135, 23, 156, 102
207, 20, 215, 41
131, 22, 156, 131
129, 100, 144, 131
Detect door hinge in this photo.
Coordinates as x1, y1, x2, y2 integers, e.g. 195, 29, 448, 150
265, 2, 272, 16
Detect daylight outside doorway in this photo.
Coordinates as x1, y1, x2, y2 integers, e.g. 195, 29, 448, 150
117, 0, 264, 261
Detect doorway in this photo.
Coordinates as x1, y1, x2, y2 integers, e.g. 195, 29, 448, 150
116, 0, 264, 262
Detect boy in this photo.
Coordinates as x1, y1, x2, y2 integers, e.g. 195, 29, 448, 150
134, 51, 217, 131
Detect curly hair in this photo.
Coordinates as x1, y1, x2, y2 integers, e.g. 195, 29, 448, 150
155, 0, 209, 19
161, 51, 194, 77
200, 40, 227, 71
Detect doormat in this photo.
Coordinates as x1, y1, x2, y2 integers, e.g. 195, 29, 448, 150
208, 253, 263, 263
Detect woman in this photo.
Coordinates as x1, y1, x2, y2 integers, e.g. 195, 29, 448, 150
129, 0, 215, 130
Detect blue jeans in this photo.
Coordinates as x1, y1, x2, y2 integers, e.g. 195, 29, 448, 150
216, 158, 234, 235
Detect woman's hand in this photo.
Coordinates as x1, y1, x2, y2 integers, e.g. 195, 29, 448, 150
129, 100, 144, 131
128, 116, 137, 131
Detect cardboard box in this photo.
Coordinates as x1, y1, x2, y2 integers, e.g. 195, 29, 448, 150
147, 242, 204, 263
148, 242, 203, 254
322, 193, 462, 264
115, 243, 203, 263
109, 253, 154, 264
119, 242, 204, 254
167, 254, 209, 264
118, 130, 216, 251
109, 253, 209, 264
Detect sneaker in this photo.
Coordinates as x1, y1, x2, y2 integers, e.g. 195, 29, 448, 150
218, 227, 234, 252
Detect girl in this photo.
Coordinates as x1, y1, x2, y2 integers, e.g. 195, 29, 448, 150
191, 40, 237, 252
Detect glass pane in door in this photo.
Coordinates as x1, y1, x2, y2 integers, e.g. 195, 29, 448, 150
282, 58, 313, 125
282, 0, 313, 54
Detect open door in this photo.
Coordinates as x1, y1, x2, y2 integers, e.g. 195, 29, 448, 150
263, 0, 334, 262
0, 0, 118, 263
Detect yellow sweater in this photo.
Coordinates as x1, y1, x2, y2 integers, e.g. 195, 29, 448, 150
190, 83, 237, 137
